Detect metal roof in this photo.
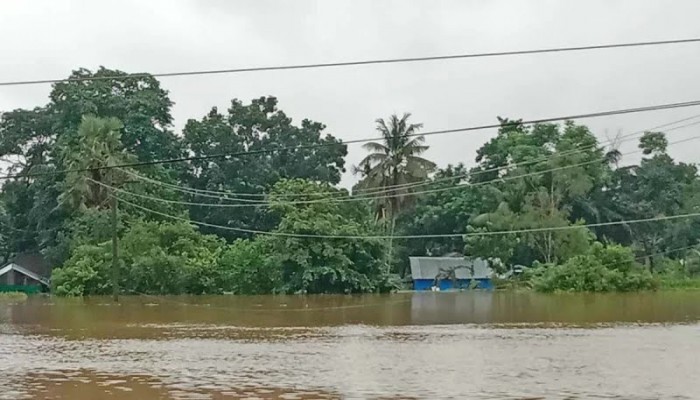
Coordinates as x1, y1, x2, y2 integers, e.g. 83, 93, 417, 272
0, 262, 50, 286
409, 257, 493, 280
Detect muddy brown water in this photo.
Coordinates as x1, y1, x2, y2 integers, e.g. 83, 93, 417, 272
1, 291, 699, 399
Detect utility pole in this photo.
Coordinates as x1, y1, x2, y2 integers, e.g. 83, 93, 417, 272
110, 171, 119, 302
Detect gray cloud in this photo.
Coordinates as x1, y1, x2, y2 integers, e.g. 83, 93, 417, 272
2, 0, 700, 186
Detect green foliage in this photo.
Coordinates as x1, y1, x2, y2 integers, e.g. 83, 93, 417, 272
5, 66, 700, 296
218, 239, 279, 295
606, 132, 699, 270
268, 179, 394, 294
464, 120, 606, 267
48, 67, 181, 162
0, 68, 184, 266
52, 244, 111, 296
466, 202, 522, 273
638, 131, 668, 155
653, 257, 700, 289
182, 97, 347, 241
52, 220, 224, 296
119, 220, 223, 295
531, 243, 656, 292
400, 164, 490, 256
0, 292, 28, 302
59, 115, 134, 210
657, 275, 700, 290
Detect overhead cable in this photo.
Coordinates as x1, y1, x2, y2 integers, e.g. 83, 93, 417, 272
116, 195, 700, 240
2, 38, 700, 87
119, 115, 700, 201
5, 99, 700, 181
97, 134, 700, 208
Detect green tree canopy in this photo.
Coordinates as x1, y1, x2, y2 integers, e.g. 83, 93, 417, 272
267, 179, 393, 294
182, 96, 348, 241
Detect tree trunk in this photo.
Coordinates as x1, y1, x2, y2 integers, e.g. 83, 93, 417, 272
387, 215, 396, 269
110, 176, 120, 302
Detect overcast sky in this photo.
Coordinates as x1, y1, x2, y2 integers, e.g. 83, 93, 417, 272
1, 0, 700, 186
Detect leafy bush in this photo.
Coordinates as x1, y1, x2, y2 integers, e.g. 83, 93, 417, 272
654, 257, 700, 289
52, 244, 111, 296
657, 275, 700, 290
0, 292, 29, 302
531, 243, 656, 292
120, 220, 224, 295
268, 179, 395, 294
218, 239, 280, 295
52, 220, 224, 296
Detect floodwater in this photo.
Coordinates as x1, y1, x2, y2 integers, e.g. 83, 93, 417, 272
1, 292, 699, 399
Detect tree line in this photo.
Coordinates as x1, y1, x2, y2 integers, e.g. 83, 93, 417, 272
1, 67, 699, 295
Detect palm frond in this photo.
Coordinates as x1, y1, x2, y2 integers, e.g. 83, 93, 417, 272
375, 118, 390, 136
406, 155, 437, 169
361, 141, 389, 154
358, 153, 389, 168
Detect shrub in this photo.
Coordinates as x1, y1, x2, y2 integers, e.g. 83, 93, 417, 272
217, 239, 280, 295
0, 292, 28, 302
657, 275, 700, 290
52, 244, 111, 296
52, 220, 224, 296
531, 243, 656, 292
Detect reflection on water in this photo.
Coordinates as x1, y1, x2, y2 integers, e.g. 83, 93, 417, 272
17, 370, 339, 399
1, 292, 699, 399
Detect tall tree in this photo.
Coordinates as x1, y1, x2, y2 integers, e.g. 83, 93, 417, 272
0, 68, 183, 261
182, 96, 347, 241
59, 116, 134, 210
354, 113, 436, 269
607, 131, 699, 271
354, 113, 436, 222
48, 67, 182, 163
398, 164, 482, 257
466, 120, 607, 265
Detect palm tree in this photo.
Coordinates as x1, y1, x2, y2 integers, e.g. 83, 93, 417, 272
58, 115, 136, 301
59, 115, 135, 210
355, 113, 436, 222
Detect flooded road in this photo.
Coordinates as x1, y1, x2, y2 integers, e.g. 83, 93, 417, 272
1, 291, 699, 399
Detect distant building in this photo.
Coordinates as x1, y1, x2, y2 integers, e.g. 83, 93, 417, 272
409, 256, 493, 291
0, 253, 51, 294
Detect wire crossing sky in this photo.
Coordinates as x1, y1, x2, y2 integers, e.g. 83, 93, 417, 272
2, 99, 700, 181
1, 37, 699, 87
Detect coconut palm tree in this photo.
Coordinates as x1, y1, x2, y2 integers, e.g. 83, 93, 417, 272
355, 113, 436, 221
355, 113, 435, 269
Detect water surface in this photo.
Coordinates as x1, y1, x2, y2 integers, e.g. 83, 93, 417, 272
1, 291, 699, 399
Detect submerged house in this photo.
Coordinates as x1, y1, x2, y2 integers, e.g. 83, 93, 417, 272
409, 256, 493, 291
0, 254, 51, 294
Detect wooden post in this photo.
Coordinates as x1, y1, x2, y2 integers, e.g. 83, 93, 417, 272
111, 187, 119, 302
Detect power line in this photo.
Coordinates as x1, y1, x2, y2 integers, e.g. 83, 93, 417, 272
353, 115, 700, 195
116, 194, 700, 240
105, 158, 604, 207
2, 38, 700, 87
97, 134, 700, 208
3, 99, 700, 181
117, 114, 700, 202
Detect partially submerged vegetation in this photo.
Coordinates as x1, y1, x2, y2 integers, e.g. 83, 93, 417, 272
525, 244, 656, 292
0, 292, 28, 302
0, 67, 699, 296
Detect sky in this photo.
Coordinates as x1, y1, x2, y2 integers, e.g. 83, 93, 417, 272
1, 0, 700, 186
